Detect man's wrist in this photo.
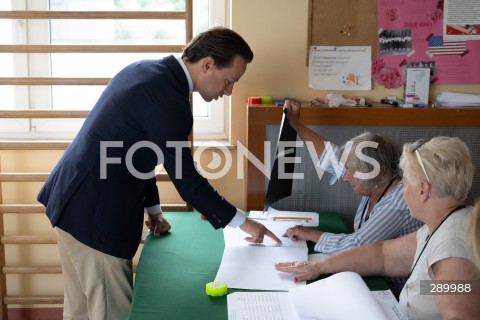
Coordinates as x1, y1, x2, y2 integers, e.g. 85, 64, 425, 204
228, 209, 247, 228
145, 204, 162, 215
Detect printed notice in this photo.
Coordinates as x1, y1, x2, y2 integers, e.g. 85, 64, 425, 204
377, 0, 480, 85
309, 46, 372, 91
444, 0, 480, 41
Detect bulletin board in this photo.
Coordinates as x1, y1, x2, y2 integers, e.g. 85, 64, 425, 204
308, 0, 480, 85
307, 0, 378, 64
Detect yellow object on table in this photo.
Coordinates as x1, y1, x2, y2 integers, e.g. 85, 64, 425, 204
205, 281, 228, 296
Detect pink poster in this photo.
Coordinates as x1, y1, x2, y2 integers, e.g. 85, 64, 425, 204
375, 0, 480, 87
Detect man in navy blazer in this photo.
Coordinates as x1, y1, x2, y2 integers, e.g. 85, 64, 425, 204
38, 27, 280, 319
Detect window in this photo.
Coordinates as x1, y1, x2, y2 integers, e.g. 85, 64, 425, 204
0, 0, 228, 140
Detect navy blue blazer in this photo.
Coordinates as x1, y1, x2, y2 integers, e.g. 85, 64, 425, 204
38, 55, 237, 259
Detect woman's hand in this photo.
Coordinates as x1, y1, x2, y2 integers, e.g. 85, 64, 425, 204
284, 225, 323, 243
274, 260, 324, 282
283, 99, 301, 129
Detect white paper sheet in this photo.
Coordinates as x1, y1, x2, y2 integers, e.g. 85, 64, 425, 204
437, 92, 480, 103
214, 246, 307, 291
372, 290, 408, 320
443, 0, 480, 41
217, 215, 309, 291
227, 272, 407, 320
223, 220, 307, 248
309, 46, 372, 91
227, 292, 300, 320
434, 92, 480, 107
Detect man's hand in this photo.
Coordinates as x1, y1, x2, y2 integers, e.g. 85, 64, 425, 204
239, 218, 282, 244
145, 214, 171, 237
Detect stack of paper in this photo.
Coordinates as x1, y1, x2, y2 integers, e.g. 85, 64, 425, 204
227, 272, 407, 320
435, 92, 480, 107
215, 209, 321, 290
215, 219, 308, 291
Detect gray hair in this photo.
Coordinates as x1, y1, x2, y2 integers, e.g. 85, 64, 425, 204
342, 132, 401, 188
399, 136, 474, 200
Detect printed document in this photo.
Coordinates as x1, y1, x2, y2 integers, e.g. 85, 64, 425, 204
227, 272, 407, 320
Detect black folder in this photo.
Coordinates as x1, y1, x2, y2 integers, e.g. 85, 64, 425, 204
263, 110, 299, 212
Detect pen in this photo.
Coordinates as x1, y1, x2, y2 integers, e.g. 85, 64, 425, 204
272, 217, 313, 221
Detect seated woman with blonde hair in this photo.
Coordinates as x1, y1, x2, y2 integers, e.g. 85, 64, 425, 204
276, 136, 480, 320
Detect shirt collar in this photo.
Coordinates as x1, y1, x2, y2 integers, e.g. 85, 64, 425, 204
176, 56, 193, 94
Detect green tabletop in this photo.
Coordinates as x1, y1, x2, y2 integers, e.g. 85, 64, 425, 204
129, 211, 388, 320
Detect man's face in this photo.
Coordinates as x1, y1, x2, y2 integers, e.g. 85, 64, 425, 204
197, 55, 247, 102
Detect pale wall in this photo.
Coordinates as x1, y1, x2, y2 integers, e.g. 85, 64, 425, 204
230, 0, 479, 209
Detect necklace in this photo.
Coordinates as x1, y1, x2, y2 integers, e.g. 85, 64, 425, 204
358, 177, 396, 229
407, 205, 466, 278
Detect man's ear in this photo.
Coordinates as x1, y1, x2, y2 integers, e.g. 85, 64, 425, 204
202, 57, 214, 72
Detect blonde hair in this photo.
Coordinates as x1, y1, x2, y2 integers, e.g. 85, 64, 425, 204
469, 200, 480, 268
399, 136, 474, 200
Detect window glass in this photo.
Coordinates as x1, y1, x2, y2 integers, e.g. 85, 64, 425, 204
1, 0, 225, 138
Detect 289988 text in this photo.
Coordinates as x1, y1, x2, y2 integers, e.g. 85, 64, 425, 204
420, 280, 480, 295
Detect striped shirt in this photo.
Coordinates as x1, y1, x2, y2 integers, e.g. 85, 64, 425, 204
314, 143, 423, 293
314, 181, 422, 254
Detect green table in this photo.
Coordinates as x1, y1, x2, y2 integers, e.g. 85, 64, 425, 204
129, 211, 388, 319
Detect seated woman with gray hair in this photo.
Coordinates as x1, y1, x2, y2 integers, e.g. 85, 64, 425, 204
276, 136, 480, 320
282, 100, 422, 295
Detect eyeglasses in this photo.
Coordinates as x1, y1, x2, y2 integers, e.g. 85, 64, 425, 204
412, 141, 430, 183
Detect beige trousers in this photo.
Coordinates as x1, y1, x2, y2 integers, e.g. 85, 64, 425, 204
55, 227, 133, 320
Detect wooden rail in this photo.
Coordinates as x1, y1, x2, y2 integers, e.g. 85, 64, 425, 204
0, 77, 111, 86
0, 11, 187, 20
3, 296, 63, 305
0, 3, 193, 317
0, 173, 50, 182
0, 45, 184, 53
0, 110, 89, 118
0, 122, 190, 317
2, 266, 61, 274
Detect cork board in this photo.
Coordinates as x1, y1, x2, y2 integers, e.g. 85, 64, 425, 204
307, 0, 378, 64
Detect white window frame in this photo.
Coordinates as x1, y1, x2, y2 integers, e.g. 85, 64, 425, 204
3, 0, 229, 141
192, 0, 229, 141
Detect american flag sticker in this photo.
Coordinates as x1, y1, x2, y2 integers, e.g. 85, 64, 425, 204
428, 36, 466, 55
